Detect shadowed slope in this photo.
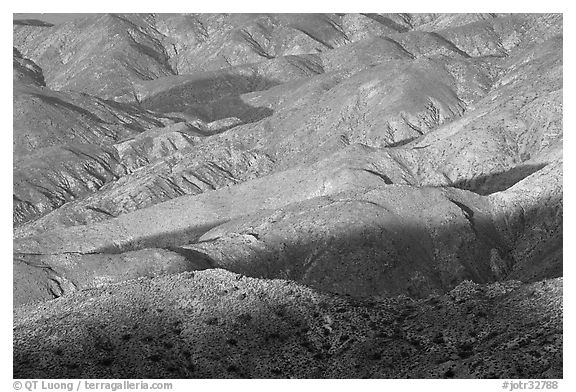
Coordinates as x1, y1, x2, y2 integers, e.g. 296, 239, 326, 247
13, 155, 562, 305
13, 269, 562, 378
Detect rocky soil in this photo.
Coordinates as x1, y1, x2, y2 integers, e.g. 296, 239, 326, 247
14, 270, 562, 378
13, 13, 562, 379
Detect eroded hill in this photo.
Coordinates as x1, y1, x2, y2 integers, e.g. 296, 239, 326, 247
13, 13, 562, 379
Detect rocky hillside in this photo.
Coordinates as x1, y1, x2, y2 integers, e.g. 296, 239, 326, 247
14, 270, 562, 379
13, 13, 562, 379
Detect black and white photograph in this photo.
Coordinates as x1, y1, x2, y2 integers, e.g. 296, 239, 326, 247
8, 5, 568, 385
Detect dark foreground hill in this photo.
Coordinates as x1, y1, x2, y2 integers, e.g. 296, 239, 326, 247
13, 13, 562, 379
14, 270, 562, 378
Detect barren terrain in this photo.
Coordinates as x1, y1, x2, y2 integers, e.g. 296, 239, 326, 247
13, 13, 562, 379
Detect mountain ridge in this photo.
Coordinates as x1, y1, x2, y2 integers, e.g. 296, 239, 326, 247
13, 13, 563, 379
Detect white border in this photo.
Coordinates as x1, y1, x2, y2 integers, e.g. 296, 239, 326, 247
2, 3, 573, 391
